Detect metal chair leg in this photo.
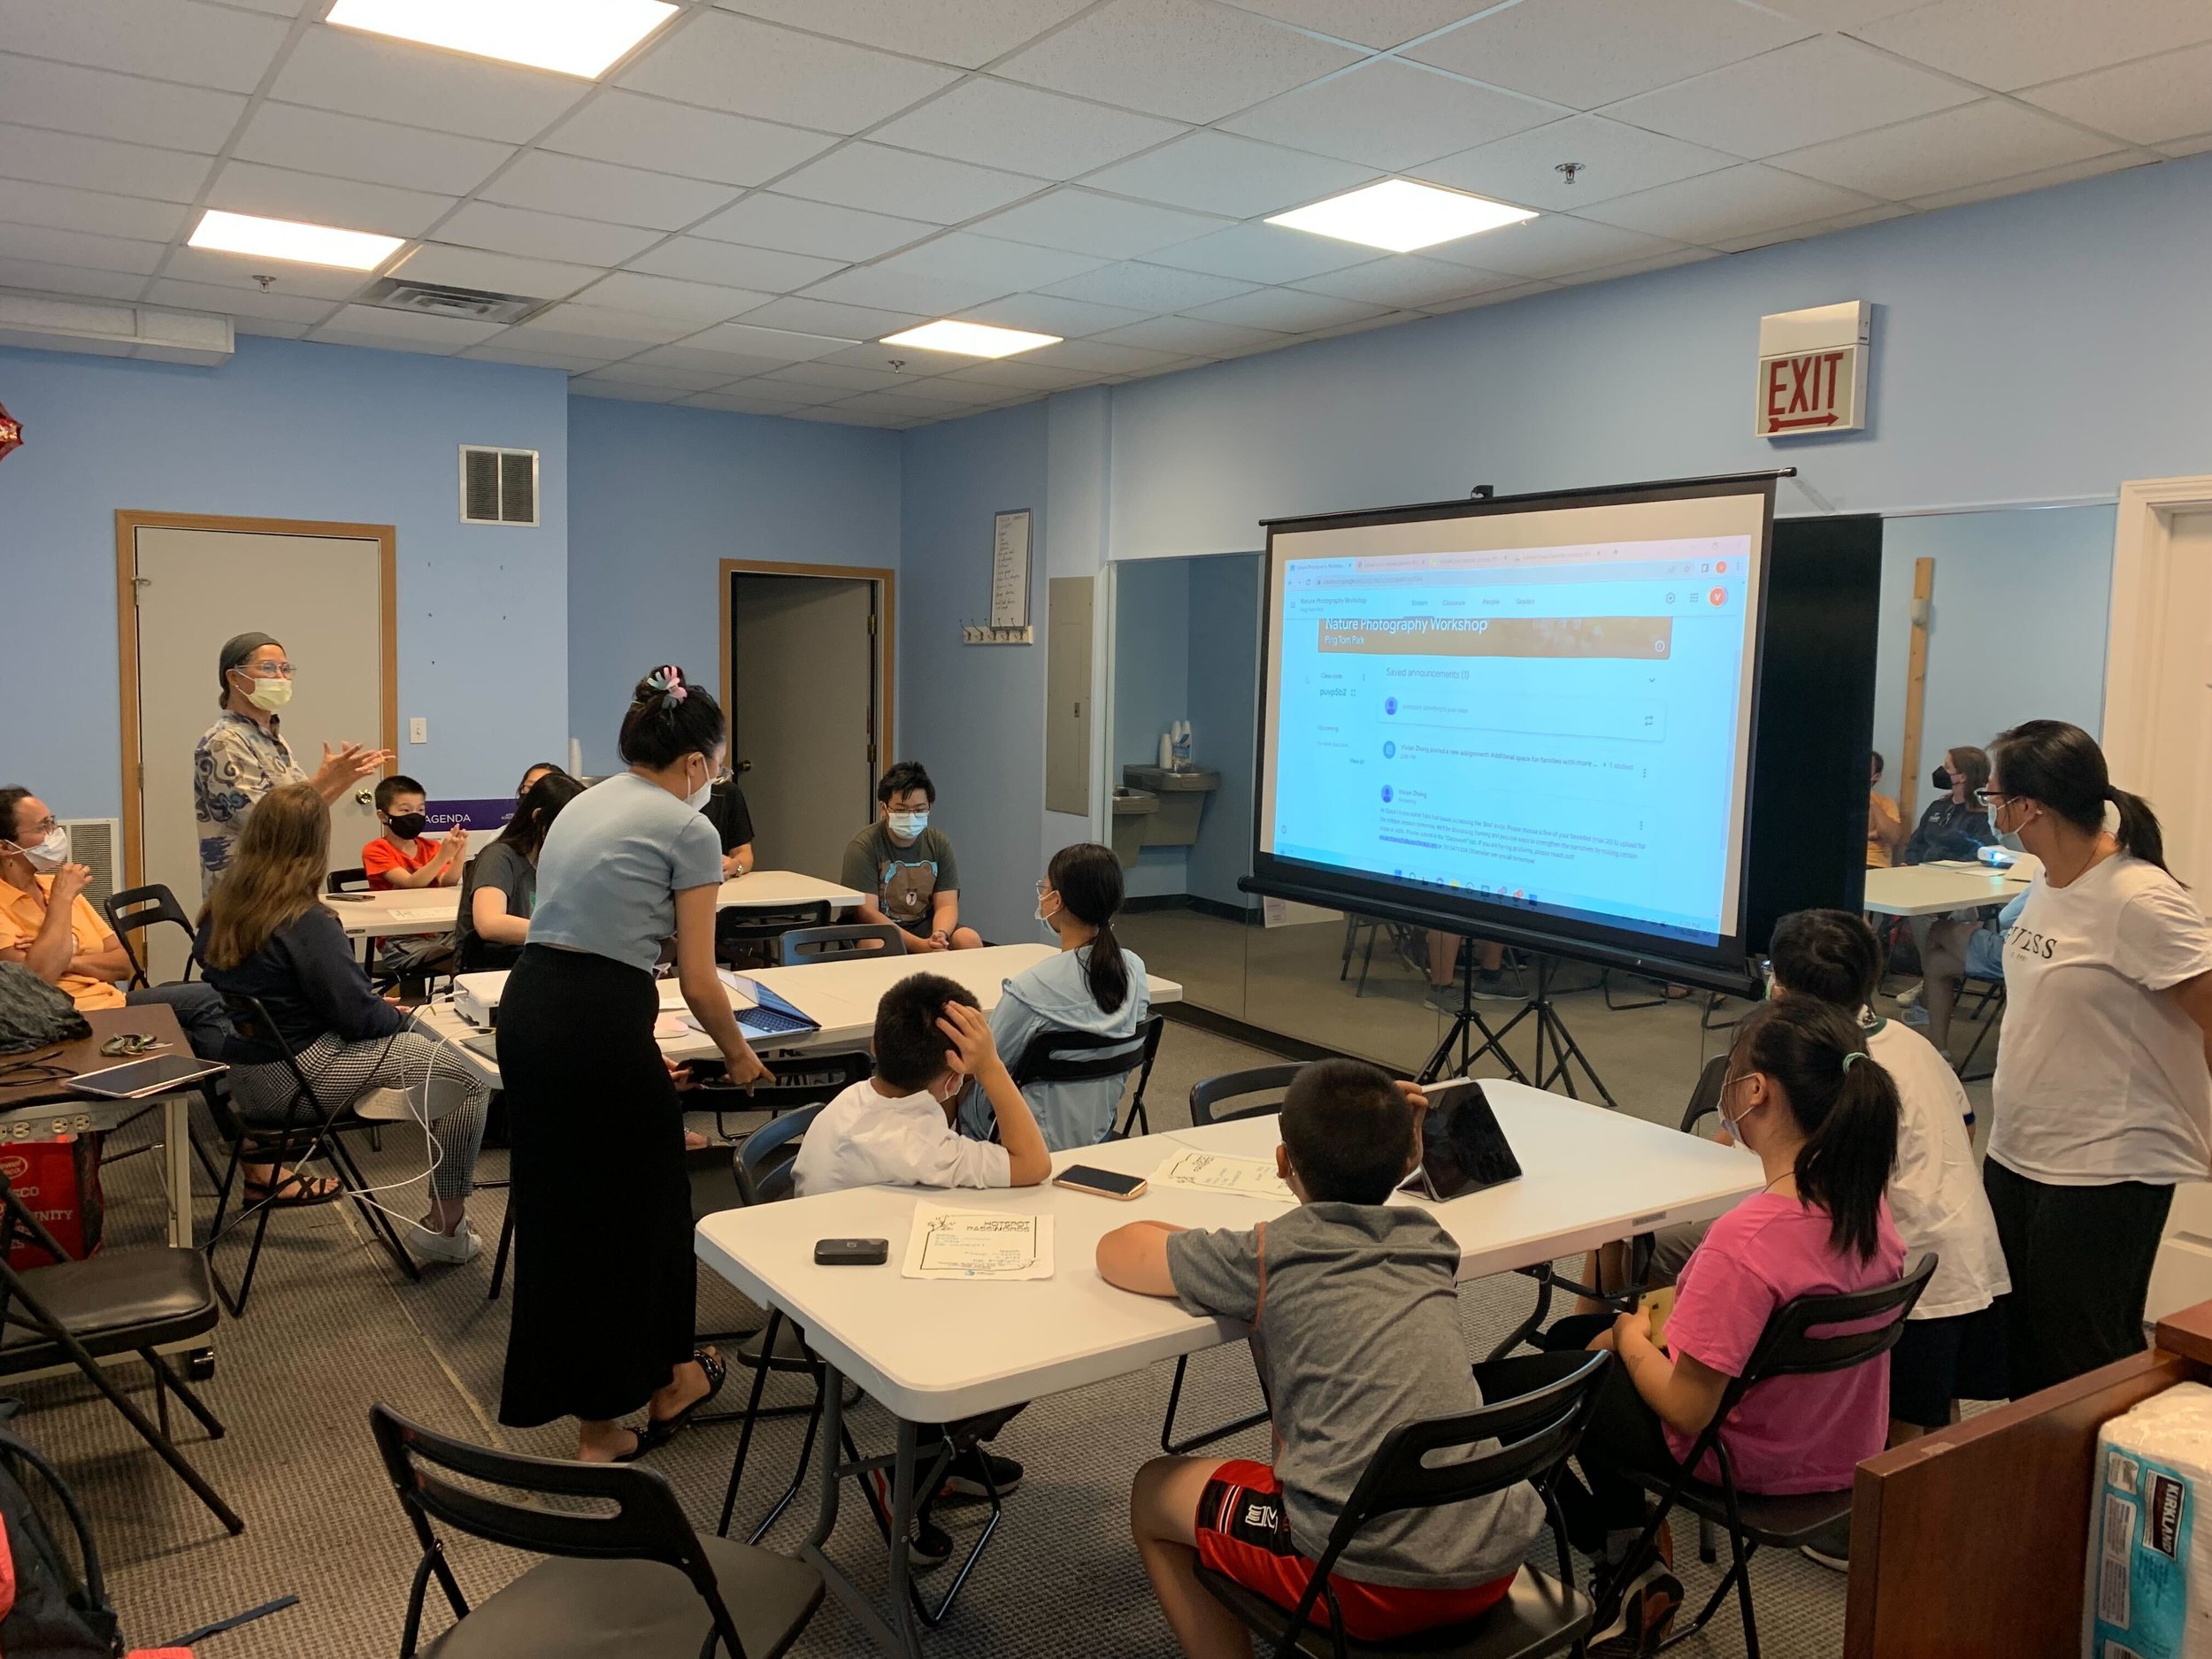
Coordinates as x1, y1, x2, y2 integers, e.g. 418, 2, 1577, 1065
1159, 1352, 1271, 1455
718, 1309, 786, 1537
145, 1348, 226, 1440
750, 1373, 826, 1546
487, 1190, 516, 1302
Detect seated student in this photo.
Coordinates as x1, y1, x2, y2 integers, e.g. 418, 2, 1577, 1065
0, 787, 230, 1056
1901, 747, 1996, 865
515, 761, 566, 800
1541, 997, 1904, 1652
840, 762, 980, 952
1867, 751, 1905, 869
362, 775, 469, 891
198, 782, 490, 1262
455, 771, 583, 974
1099, 1058, 1542, 1658
959, 842, 1149, 1149
1916, 887, 2025, 1056
702, 774, 756, 880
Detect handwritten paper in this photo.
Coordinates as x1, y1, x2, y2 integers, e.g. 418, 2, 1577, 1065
990, 510, 1033, 630
1154, 1149, 1295, 1203
902, 1204, 1055, 1280
386, 906, 452, 924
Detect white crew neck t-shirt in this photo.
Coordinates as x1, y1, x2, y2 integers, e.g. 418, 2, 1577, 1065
1864, 1018, 2009, 1319
1990, 854, 2212, 1187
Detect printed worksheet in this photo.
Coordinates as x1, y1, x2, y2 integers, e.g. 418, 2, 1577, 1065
1154, 1149, 1295, 1203
902, 1205, 1056, 1280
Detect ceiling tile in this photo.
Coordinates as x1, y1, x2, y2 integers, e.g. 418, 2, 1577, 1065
1770, 99, 2120, 199
0, 253, 147, 298
872, 81, 1187, 181
141, 276, 338, 323
1079, 131, 1377, 219
761, 360, 918, 392
677, 388, 819, 415
0, 123, 213, 204
572, 361, 735, 392
940, 357, 1102, 390
1856, 0, 2212, 95
951, 291, 1151, 335
575, 270, 771, 322
996, 0, 1363, 124
738, 294, 929, 338
461, 340, 619, 371
538, 92, 836, 188
1091, 315, 1285, 354
968, 188, 1229, 258
501, 326, 668, 357
620, 11, 959, 134
0, 0, 288, 93
1147, 221, 1376, 282
569, 380, 684, 403
388, 243, 603, 302
268, 27, 589, 145
481, 153, 740, 233
628, 237, 844, 291
0, 219, 162, 275
217, 0, 313, 13
1292, 255, 1522, 309
814, 342, 959, 372
0, 53, 245, 152
716, 0, 1094, 68
161, 246, 371, 298
627, 342, 791, 377
1041, 259, 1259, 311
1423, 213, 1685, 278
1179, 285, 1390, 330
1021, 336, 1189, 373
1605, 35, 1978, 161
713, 374, 849, 405
774, 144, 1048, 221
681, 319, 862, 359
692, 194, 940, 262
1223, 59, 1561, 170
0, 178, 185, 242
801, 263, 1013, 315
1552, 244, 1719, 284
1422, 278, 1555, 313
513, 301, 700, 344
309, 304, 504, 352
874, 231, 1104, 290
2021, 42, 2212, 147
1408, 0, 1812, 111
231, 317, 311, 339
1412, 114, 1736, 210
1214, 0, 1500, 50
437, 203, 664, 267
1904, 151, 2149, 212
1579, 162, 1881, 242
1749, 0, 1924, 22
234, 104, 514, 198
1707, 200, 1907, 252
875, 375, 1014, 405
206, 162, 456, 238
2159, 132, 2212, 159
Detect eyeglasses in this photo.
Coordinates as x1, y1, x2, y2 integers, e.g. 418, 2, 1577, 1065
242, 661, 294, 677
1973, 789, 2010, 809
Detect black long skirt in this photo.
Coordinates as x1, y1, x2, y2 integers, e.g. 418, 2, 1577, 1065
497, 944, 694, 1427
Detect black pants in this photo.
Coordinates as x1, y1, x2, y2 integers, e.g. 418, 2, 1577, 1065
1983, 1160, 2171, 1400
1537, 1314, 1686, 1551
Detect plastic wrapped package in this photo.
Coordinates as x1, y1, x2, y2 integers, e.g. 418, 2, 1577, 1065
2087, 1381, 2212, 1658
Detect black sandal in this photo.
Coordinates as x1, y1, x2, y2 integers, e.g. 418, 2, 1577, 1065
641, 1347, 728, 1448
242, 1171, 342, 1208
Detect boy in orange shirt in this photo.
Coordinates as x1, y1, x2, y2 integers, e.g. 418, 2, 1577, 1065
362, 775, 468, 891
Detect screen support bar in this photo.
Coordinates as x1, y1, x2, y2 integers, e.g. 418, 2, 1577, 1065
1422, 950, 1620, 1110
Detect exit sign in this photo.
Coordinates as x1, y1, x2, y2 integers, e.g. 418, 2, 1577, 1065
1756, 301, 1870, 438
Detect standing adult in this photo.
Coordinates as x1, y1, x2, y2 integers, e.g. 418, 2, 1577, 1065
496, 665, 769, 1463
1981, 719, 2212, 1396
194, 632, 390, 895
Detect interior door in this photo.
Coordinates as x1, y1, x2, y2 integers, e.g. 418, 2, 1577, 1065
132, 524, 388, 978
729, 572, 877, 880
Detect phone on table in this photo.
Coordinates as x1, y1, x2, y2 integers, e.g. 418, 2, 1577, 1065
1399, 1078, 1522, 1202
325, 893, 373, 903
814, 1238, 888, 1266
1055, 1164, 1148, 1201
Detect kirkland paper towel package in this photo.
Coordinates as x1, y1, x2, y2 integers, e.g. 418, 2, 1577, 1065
2086, 1382, 2212, 1658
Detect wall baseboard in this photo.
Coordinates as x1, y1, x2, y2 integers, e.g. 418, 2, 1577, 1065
1158, 1001, 1356, 1067
1124, 893, 1258, 925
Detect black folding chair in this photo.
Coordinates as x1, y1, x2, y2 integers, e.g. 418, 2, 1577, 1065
717, 900, 833, 968
1009, 1013, 1164, 1139
103, 882, 198, 988
1197, 1348, 1610, 1659
1954, 972, 2006, 1083
0, 1169, 242, 1535
775, 923, 904, 965
369, 1403, 822, 1659
325, 868, 371, 895
1606, 1256, 1938, 1658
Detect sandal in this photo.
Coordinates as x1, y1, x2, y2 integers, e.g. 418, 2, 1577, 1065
242, 1171, 342, 1208
609, 1428, 651, 1464
642, 1347, 728, 1448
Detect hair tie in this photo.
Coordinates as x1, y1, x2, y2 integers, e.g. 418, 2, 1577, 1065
1841, 1050, 1863, 1073
646, 664, 687, 707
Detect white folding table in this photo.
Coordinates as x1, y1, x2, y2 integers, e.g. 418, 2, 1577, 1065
717, 871, 867, 912
694, 1083, 1763, 1656
1862, 862, 2032, 918
320, 889, 460, 939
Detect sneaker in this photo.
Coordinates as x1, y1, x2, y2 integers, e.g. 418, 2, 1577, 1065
1894, 981, 1922, 1009
1469, 969, 1516, 1002
864, 1470, 956, 1571
1424, 985, 1461, 1014
1590, 1566, 1682, 1655
940, 1446, 1023, 1500
1899, 1002, 1931, 1027
1801, 1515, 1851, 1571
404, 1218, 481, 1265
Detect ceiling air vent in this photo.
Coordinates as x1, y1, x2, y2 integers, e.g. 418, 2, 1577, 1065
361, 278, 543, 326
460, 447, 539, 526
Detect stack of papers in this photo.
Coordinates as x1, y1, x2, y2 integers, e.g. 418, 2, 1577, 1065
902, 1204, 1055, 1280
1153, 1148, 1295, 1203
386, 906, 451, 924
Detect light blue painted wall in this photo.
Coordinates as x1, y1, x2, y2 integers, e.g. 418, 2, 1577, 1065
1110, 557, 1190, 897
1187, 552, 1262, 911
565, 395, 901, 775
0, 334, 568, 820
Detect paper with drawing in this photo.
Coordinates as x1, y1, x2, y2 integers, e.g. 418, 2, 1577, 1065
902, 1205, 1055, 1280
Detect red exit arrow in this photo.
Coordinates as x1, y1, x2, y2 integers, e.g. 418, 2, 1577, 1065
1768, 413, 1839, 431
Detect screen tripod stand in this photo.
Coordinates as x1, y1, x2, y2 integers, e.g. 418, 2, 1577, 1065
1418, 949, 1620, 1108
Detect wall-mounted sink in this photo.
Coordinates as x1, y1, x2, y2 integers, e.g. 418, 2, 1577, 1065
1120, 766, 1218, 853
1110, 787, 1159, 866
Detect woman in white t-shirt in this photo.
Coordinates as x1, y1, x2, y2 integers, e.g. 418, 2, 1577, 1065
1981, 720, 2212, 1398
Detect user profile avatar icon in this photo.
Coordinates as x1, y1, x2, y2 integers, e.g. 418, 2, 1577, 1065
1382, 741, 1396, 757
1384, 696, 1398, 715
1380, 786, 1394, 803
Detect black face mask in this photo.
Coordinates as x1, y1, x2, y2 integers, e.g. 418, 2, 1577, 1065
1931, 767, 1951, 792
387, 812, 428, 840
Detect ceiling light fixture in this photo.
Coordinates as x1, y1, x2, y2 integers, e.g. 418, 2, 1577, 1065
188, 209, 404, 272
326, 0, 680, 80
1267, 179, 1536, 254
879, 320, 1061, 359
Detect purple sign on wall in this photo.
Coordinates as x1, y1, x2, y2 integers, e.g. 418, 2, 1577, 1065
426, 798, 518, 834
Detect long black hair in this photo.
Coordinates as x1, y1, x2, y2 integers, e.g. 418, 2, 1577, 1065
495, 771, 583, 860
1047, 841, 1130, 1017
1730, 998, 1898, 1263
1992, 718, 2171, 877
618, 664, 726, 770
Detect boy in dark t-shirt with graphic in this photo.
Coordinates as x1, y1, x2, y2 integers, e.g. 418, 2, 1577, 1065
840, 761, 981, 952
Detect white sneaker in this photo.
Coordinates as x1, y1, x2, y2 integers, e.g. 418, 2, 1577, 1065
405, 1218, 481, 1265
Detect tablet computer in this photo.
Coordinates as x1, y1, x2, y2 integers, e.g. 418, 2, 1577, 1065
1402, 1078, 1521, 1202
67, 1055, 227, 1100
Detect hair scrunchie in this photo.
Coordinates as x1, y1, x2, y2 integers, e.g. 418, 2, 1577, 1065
645, 664, 687, 707
1840, 1050, 1863, 1073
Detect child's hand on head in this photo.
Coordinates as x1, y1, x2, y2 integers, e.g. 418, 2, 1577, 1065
936, 1001, 1002, 1080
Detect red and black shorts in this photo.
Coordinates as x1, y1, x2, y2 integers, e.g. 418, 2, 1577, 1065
1193, 1461, 1516, 1643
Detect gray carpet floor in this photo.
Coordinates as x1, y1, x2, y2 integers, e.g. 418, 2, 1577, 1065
0, 964, 1982, 1657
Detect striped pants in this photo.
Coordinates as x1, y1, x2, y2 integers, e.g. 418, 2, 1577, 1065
229, 1030, 488, 1201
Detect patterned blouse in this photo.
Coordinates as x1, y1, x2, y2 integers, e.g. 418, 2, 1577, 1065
193, 712, 304, 895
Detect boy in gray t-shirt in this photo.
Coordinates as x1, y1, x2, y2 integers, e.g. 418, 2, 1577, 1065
1098, 1059, 1543, 1652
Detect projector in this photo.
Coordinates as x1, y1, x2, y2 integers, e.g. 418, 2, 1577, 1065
452, 971, 511, 1029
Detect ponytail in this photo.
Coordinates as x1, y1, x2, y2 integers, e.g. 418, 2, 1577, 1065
1992, 719, 2176, 879
2108, 786, 2171, 879
1731, 999, 1898, 1262
1046, 842, 1130, 1016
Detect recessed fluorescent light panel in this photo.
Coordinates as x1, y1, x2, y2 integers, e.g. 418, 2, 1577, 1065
326, 0, 680, 79
188, 209, 404, 272
879, 320, 1062, 359
1267, 179, 1536, 254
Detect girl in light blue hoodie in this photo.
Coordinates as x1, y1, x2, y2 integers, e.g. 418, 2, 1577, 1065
962, 842, 1148, 1149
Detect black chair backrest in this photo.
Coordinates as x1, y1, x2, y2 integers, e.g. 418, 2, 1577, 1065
777, 924, 905, 966
1678, 1053, 1730, 1136
1190, 1064, 1304, 1126
103, 883, 196, 987
718, 901, 833, 945
1736, 1252, 1937, 1387
215, 991, 321, 1127
737, 1102, 826, 1206
1013, 1014, 1162, 1087
326, 867, 371, 895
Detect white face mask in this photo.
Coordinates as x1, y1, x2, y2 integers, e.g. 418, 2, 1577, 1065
887, 810, 928, 842
234, 670, 292, 712
11, 826, 68, 873
1717, 1073, 1763, 1142
1035, 883, 1058, 930
685, 759, 715, 812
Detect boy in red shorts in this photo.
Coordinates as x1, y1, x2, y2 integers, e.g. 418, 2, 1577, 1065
1096, 1058, 1544, 1655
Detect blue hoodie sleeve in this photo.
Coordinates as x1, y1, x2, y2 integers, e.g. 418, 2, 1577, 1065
282, 910, 403, 1044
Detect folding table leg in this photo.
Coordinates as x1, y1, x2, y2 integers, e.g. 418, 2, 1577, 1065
799, 1363, 925, 1659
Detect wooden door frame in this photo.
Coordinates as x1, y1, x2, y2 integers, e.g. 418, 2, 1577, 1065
718, 558, 897, 779
114, 509, 399, 888
2103, 473, 2212, 789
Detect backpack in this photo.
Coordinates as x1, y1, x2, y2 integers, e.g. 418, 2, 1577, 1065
0, 1421, 121, 1657
0, 966, 90, 1057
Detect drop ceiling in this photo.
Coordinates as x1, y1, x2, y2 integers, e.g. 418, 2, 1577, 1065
1, 0, 2207, 428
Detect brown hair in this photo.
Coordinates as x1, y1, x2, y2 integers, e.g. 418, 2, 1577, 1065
198, 782, 331, 970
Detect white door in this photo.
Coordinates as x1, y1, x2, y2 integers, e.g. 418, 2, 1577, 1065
728, 572, 878, 881
132, 524, 388, 979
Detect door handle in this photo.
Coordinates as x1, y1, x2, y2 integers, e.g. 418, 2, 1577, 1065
353, 787, 373, 807
734, 760, 753, 773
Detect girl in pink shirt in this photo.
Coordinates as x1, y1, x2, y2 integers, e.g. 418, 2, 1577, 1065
1540, 997, 1905, 1654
